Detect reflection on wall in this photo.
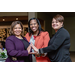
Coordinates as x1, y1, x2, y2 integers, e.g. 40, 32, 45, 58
0, 28, 7, 41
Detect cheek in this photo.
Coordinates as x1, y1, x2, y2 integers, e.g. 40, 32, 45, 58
51, 24, 53, 27
13, 30, 16, 33
20, 29, 22, 32
58, 24, 62, 28
37, 26, 39, 29
37, 25, 39, 29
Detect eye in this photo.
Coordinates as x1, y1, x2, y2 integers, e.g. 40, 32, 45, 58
14, 27, 17, 29
56, 21, 59, 23
30, 24, 32, 26
19, 27, 21, 29
34, 23, 36, 25
52, 22, 54, 23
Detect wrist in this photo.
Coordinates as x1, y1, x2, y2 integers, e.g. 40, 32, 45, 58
39, 48, 44, 54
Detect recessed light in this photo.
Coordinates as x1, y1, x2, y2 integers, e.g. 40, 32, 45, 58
16, 18, 18, 20
3, 19, 5, 21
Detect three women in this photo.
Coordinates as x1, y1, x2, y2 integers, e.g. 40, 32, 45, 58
5, 14, 72, 62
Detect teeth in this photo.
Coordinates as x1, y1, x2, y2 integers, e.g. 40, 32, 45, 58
16, 32, 20, 33
53, 25, 57, 26
32, 28, 35, 29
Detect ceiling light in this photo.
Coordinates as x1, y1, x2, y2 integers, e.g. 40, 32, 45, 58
16, 18, 18, 20
3, 19, 5, 21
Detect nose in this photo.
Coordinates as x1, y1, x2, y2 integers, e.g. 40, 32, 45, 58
16, 28, 19, 30
53, 22, 56, 25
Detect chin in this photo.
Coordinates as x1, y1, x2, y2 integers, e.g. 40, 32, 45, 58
33, 30, 37, 32
15, 34, 21, 36
53, 27, 57, 29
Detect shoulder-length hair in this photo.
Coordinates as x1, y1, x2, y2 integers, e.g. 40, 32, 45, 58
10, 21, 23, 36
28, 18, 44, 36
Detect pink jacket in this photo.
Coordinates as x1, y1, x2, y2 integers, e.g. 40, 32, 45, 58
25, 31, 50, 62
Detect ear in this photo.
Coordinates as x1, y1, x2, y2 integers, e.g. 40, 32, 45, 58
61, 22, 63, 26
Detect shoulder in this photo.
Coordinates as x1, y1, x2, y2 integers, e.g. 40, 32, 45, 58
40, 31, 49, 36
60, 28, 69, 35
40, 31, 49, 35
56, 27, 70, 37
6, 35, 15, 41
25, 32, 30, 37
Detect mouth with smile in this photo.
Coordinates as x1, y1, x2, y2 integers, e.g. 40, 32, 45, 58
32, 27, 36, 30
15, 31, 21, 34
53, 24, 58, 27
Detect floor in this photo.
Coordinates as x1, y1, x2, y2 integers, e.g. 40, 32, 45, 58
70, 52, 75, 62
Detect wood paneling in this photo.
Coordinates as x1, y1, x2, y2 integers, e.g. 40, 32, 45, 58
38, 18, 45, 30
0, 16, 28, 22
44, 12, 75, 17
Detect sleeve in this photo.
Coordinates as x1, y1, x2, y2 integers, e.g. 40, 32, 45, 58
5, 39, 29, 57
39, 31, 66, 53
41, 32, 50, 57
41, 32, 50, 48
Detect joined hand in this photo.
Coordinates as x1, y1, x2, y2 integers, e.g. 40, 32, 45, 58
27, 43, 39, 55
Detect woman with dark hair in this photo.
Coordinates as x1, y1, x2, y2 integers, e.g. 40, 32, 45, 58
5, 21, 32, 62
28, 15, 72, 62
25, 18, 50, 62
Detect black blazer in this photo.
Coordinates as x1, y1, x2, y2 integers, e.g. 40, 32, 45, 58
39, 27, 72, 62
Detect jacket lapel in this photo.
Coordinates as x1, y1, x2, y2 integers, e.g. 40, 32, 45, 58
35, 33, 41, 47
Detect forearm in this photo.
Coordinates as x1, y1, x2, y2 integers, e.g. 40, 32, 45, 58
6, 40, 29, 57
39, 44, 57, 54
7, 49, 29, 57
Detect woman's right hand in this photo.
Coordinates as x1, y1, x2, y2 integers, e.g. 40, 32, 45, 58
30, 43, 39, 55
27, 44, 31, 54
27, 43, 39, 55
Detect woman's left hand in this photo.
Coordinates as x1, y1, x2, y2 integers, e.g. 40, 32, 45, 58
27, 43, 39, 55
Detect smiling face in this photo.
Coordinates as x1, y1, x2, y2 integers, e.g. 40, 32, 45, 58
30, 19, 39, 34
13, 24, 22, 37
52, 14, 64, 32
52, 18, 63, 32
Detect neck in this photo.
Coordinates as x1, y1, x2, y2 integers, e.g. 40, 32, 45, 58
15, 35, 23, 39
33, 30, 39, 36
55, 27, 63, 33
55, 29, 58, 33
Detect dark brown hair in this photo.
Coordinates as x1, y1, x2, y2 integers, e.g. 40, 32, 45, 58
10, 21, 23, 36
53, 14, 64, 22
28, 18, 44, 36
